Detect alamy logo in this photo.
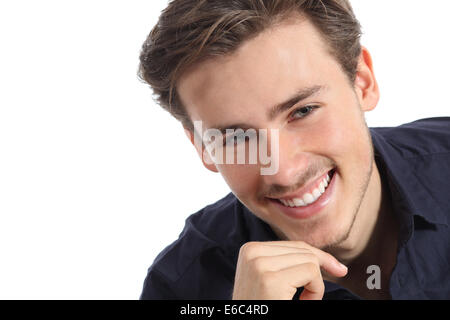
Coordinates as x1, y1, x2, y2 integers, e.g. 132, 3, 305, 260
193, 121, 279, 176
366, 265, 381, 290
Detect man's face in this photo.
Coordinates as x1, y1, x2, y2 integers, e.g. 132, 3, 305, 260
178, 17, 378, 249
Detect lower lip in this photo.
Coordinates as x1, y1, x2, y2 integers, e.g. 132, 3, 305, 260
268, 170, 337, 220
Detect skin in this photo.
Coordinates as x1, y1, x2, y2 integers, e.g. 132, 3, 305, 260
177, 15, 399, 299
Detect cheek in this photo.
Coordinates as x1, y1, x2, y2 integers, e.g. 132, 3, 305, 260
217, 164, 261, 198
300, 113, 348, 161
312, 104, 370, 163
316, 104, 373, 201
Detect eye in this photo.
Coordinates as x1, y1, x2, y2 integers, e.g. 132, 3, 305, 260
289, 105, 319, 122
223, 131, 256, 147
223, 134, 246, 147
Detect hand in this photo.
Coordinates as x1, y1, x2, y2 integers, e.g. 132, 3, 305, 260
232, 241, 348, 300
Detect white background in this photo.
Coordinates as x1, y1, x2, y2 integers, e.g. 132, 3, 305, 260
0, 0, 448, 299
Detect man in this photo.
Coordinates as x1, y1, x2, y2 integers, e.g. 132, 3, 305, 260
138, 0, 450, 299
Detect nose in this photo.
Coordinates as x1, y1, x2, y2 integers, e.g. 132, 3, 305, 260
261, 130, 309, 189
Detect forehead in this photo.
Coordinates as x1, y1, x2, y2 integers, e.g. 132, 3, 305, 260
177, 17, 340, 127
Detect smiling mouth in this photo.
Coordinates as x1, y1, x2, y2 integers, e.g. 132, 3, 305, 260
273, 168, 336, 208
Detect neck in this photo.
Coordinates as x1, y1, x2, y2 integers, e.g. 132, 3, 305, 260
326, 158, 398, 270
322, 159, 399, 299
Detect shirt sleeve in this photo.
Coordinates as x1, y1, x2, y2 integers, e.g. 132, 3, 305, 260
139, 268, 178, 300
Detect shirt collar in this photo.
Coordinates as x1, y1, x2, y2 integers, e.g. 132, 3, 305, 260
237, 127, 449, 253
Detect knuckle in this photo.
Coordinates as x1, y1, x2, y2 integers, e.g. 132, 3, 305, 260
293, 240, 306, 247
294, 240, 310, 248
302, 252, 316, 261
251, 256, 266, 273
309, 254, 320, 266
296, 252, 319, 267
304, 262, 320, 276
240, 241, 257, 257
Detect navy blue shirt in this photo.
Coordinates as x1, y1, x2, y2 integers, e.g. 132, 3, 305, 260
141, 117, 450, 300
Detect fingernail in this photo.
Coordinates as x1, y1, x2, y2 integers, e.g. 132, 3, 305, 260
338, 261, 347, 271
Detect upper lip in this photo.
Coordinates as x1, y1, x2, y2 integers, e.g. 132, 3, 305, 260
267, 168, 334, 201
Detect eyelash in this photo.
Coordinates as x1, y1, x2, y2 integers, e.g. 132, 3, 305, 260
222, 105, 320, 146
223, 133, 253, 147
289, 105, 320, 122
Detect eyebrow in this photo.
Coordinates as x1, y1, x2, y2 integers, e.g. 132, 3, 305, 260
211, 85, 325, 134
268, 85, 324, 121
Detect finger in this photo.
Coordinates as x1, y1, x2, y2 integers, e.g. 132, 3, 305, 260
251, 253, 320, 272
275, 263, 325, 300
258, 241, 348, 277
239, 242, 311, 260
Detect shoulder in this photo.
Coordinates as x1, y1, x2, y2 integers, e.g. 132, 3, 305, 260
140, 192, 244, 299
370, 117, 450, 158
370, 117, 450, 226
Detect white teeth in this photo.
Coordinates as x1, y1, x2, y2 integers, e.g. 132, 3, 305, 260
312, 188, 321, 199
319, 181, 325, 193
278, 171, 334, 208
293, 198, 305, 206
303, 193, 315, 205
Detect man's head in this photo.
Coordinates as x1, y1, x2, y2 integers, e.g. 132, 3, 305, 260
139, 0, 362, 130
139, 0, 381, 250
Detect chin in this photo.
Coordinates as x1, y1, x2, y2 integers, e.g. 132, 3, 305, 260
280, 211, 356, 250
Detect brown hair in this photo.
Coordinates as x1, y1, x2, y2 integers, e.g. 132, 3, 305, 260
138, 0, 361, 131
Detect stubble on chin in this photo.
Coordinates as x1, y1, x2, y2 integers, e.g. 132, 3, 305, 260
322, 141, 375, 252
285, 145, 375, 251
264, 119, 376, 251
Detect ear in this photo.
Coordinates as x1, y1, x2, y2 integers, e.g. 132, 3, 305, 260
354, 46, 380, 112
183, 126, 219, 173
